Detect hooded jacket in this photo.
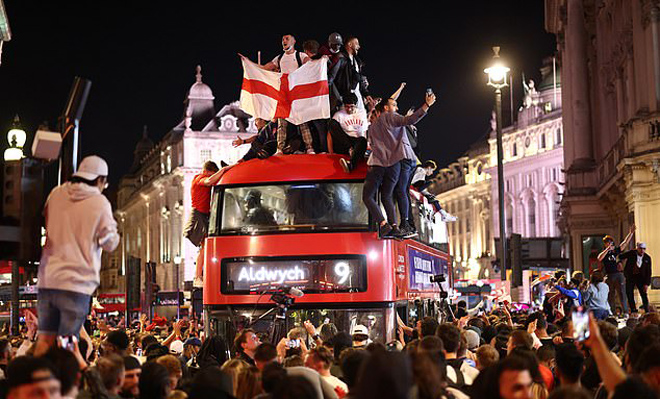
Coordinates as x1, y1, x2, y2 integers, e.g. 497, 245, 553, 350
38, 182, 119, 295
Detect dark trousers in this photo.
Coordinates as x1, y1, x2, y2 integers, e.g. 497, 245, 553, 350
328, 120, 367, 169
395, 159, 416, 227
309, 119, 329, 153
626, 275, 650, 312
362, 163, 400, 225
243, 139, 278, 161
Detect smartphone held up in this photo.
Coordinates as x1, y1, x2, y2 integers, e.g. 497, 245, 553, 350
572, 307, 590, 341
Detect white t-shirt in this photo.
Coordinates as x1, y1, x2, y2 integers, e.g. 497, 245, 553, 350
322, 374, 348, 395
332, 108, 368, 138
272, 51, 309, 74
411, 167, 427, 185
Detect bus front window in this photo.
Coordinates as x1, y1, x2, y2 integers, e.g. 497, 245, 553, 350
218, 182, 368, 235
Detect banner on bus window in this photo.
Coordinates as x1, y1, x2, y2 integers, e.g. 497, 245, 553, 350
408, 249, 449, 292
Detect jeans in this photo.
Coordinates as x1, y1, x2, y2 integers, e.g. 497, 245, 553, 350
395, 159, 416, 227
592, 308, 610, 320
38, 288, 91, 336
362, 164, 401, 225
309, 119, 329, 153
606, 272, 629, 313
626, 275, 650, 313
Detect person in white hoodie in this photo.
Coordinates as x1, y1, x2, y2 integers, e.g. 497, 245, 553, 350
35, 155, 120, 356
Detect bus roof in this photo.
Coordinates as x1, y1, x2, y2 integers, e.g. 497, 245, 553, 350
217, 154, 368, 186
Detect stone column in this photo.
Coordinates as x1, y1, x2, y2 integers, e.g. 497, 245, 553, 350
566, 0, 594, 166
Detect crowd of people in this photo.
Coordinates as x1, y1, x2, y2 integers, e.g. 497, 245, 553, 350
1, 295, 660, 399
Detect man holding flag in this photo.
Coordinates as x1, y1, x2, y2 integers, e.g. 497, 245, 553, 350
239, 35, 330, 154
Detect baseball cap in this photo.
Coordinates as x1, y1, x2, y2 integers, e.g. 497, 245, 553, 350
464, 329, 480, 350
638, 242, 647, 249
352, 325, 369, 336
170, 340, 184, 355
123, 356, 141, 371
184, 337, 202, 347
72, 155, 108, 180
7, 356, 57, 389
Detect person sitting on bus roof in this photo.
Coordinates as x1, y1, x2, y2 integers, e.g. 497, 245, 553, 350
244, 190, 277, 226
233, 118, 278, 161
410, 160, 457, 223
329, 93, 368, 173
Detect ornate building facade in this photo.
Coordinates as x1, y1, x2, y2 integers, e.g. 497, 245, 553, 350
433, 58, 565, 280
99, 67, 256, 295
545, 0, 660, 302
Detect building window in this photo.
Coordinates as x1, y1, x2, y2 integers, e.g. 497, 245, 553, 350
540, 133, 546, 149
200, 149, 212, 162
556, 128, 562, 146
512, 143, 518, 157
528, 197, 536, 238
506, 203, 513, 234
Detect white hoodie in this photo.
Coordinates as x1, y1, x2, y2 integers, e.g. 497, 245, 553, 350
38, 182, 119, 295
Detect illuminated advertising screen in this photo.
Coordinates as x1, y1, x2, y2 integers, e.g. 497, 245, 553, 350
221, 255, 367, 294
408, 248, 449, 291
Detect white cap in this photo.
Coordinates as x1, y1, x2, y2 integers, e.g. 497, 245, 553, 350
638, 242, 647, 249
73, 155, 108, 180
170, 340, 184, 355
352, 325, 368, 336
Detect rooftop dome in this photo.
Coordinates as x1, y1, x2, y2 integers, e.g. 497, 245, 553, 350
130, 126, 154, 172
188, 65, 215, 100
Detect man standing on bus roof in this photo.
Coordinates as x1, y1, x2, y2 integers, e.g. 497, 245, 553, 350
362, 90, 436, 239
260, 34, 316, 156
184, 161, 232, 288
35, 155, 120, 356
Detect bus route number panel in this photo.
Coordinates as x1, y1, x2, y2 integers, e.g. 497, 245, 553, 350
221, 255, 368, 295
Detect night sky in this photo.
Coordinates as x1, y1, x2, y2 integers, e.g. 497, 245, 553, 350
0, 1, 556, 184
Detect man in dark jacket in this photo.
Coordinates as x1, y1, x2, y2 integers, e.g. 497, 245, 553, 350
620, 242, 652, 313
327, 36, 373, 113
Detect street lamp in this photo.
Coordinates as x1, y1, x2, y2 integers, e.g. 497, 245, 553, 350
484, 46, 510, 282
174, 255, 182, 319
4, 115, 26, 161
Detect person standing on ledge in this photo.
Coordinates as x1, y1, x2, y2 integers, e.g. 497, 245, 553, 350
35, 155, 120, 356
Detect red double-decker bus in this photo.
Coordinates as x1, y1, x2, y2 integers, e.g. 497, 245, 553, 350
204, 154, 451, 344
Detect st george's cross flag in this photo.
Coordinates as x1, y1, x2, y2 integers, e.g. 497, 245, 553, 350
240, 57, 330, 125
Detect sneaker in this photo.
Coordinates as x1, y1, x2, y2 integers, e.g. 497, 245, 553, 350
383, 225, 404, 239
400, 224, 418, 239
339, 158, 352, 173
193, 276, 204, 288
378, 223, 393, 239
439, 209, 458, 222
306, 149, 316, 155
274, 150, 284, 156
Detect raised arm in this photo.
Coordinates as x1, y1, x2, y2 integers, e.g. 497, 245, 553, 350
389, 92, 436, 127
585, 313, 627, 392
390, 83, 406, 101
597, 244, 613, 262
203, 165, 232, 186
619, 224, 636, 250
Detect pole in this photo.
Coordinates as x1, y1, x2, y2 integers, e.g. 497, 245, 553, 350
495, 88, 507, 281
176, 261, 180, 319
10, 261, 19, 336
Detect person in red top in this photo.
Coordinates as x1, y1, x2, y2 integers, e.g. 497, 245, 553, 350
184, 161, 229, 287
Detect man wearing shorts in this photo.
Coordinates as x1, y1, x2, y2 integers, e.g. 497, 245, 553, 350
35, 156, 120, 355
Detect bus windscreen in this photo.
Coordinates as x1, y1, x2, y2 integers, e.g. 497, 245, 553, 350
215, 182, 368, 235
221, 255, 367, 294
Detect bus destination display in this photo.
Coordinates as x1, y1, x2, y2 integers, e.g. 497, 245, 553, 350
221, 256, 367, 294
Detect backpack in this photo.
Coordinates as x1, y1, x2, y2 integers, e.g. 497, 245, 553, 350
275, 51, 303, 72
446, 359, 469, 394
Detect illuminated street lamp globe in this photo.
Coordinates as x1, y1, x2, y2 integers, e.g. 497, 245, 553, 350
484, 46, 510, 89
4, 115, 26, 161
